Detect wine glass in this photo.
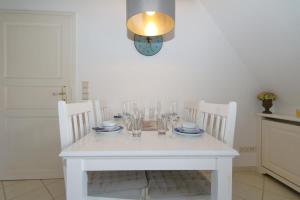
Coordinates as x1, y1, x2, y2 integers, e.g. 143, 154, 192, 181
102, 106, 113, 121
183, 101, 198, 123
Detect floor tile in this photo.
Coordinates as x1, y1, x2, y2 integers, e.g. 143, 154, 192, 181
264, 176, 300, 200
233, 180, 263, 200
42, 179, 65, 199
233, 171, 264, 189
10, 187, 52, 200
263, 191, 299, 200
233, 194, 245, 200
3, 180, 45, 200
55, 195, 66, 200
42, 179, 63, 186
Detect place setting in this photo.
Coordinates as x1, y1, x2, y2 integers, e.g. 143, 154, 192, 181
173, 122, 204, 137
92, 120, 124, 134
92, 101, 205, 137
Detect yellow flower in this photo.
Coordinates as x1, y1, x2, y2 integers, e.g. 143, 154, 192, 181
257, 92, 277, 101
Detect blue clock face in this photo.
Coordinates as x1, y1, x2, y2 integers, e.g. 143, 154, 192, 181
134, 35, 163, 56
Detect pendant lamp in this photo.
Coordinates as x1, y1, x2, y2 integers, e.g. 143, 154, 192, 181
126, 0, 175, 37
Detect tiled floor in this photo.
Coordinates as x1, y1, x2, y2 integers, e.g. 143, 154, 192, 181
0, 170, 299, 200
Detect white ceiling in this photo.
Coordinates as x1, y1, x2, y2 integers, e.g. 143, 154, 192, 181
201, 0, 300, 113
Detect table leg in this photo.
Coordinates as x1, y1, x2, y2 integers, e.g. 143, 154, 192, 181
211, 157, 233, 200
66, 159, 87, 200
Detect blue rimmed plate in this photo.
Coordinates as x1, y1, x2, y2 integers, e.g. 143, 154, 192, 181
174, 127, 204, 136
93, 126, 123, 133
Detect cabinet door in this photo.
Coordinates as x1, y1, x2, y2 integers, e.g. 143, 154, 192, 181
262, 119, 300, 186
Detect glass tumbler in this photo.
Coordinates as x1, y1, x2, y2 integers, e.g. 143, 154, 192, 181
157, 114, 168, 135
131, 111, 144, 137
122, 100, 136, 130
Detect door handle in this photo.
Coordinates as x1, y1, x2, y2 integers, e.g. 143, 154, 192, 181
53, 86, 68, 102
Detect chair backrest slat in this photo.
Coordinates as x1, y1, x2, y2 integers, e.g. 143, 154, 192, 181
220, 117, 227, 142
203, 113, 209, 131
208, 114, 215, 136
58, 100, 95, 149
72, 115, 79, 141
198, 101, 237, 147
78, 114, 84, 137
84, 112, 90, 135
214, 115, 221, 138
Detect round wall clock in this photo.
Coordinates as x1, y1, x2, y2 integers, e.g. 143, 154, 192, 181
134, 35, 163, 56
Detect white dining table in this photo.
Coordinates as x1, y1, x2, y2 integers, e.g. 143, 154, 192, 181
60, 131, 239, 200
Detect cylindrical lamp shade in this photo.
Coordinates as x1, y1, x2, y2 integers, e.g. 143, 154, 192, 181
127, 0, 175, 36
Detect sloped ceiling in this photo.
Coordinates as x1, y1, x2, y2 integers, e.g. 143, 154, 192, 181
201, 0, 300, 114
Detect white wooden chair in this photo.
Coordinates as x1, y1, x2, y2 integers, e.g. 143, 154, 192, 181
197, 101, 237, 148
58, 100, 148, 200
147, 101, 237, 200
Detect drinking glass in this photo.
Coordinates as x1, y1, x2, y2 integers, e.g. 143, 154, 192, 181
157, 114, 168, 135
169, 101, 177, 115
156, 101, 162, 115
145, 101, 161, 121
122, 101, 136, 130
168, 101, 178, 131
148, 106, 156, 120
131, 110, 144, 137
183, 103, 198, 123
102, 106, 113, 121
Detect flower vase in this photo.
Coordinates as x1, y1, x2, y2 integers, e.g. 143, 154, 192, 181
262, 99, 273, 114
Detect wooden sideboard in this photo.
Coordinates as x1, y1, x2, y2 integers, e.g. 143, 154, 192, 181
257, 113, 300, 192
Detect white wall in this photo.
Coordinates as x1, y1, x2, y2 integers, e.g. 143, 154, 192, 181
201, 0, 300, 115
0, 0, 261, 166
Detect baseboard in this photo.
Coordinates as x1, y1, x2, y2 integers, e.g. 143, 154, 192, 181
233, 166, 258, 172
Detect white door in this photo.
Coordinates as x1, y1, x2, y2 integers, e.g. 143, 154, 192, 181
0, 11, 75, 180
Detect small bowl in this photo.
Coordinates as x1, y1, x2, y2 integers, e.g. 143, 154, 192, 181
182, 122, 196, 129
102, 120, 117, 128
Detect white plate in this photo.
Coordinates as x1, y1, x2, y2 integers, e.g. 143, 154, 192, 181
93, 126, 123, 134
182, 127, 200, 132
97, 129, 123, 134
102, 120, 117, 128
174, 130, 203, 137
174, 127, 204, 136
104, 125, 120, 131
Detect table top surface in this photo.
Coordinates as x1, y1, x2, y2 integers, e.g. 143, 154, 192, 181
60, 131, 239, 158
